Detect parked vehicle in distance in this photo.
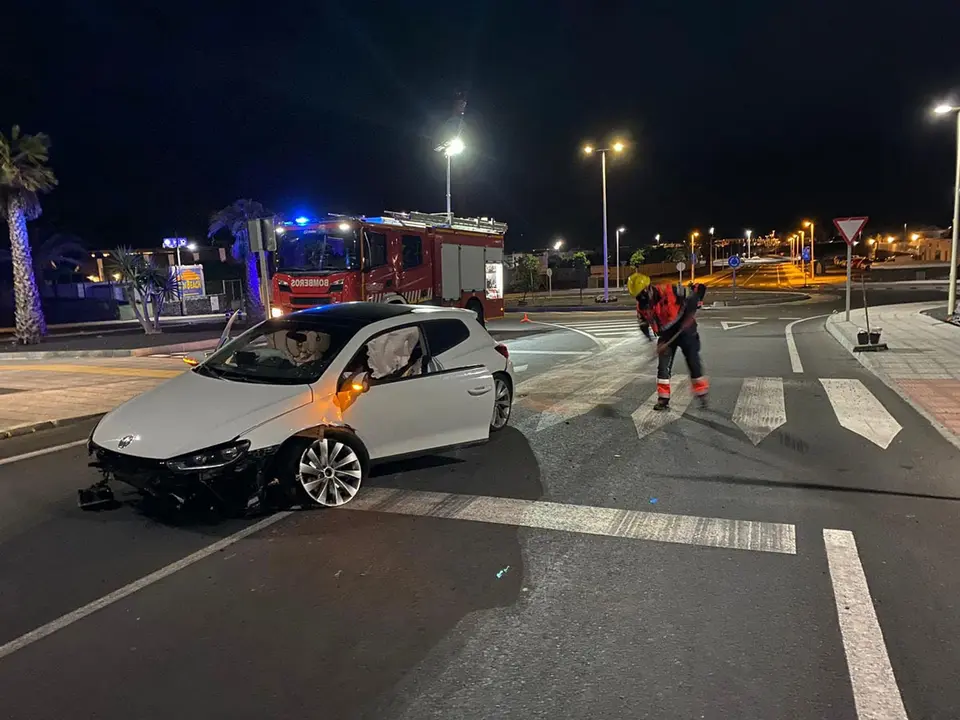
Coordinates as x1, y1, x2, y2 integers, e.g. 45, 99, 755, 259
83, 303, 514, 514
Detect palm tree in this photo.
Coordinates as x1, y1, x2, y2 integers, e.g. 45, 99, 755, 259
110, 246, 180, 334
0, 127, 57, 344
208, 199, 273, 321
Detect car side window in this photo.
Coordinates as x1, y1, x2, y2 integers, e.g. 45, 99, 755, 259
360, 326, 425, 383
422, 319, 471, 357
402, 234, 423, 268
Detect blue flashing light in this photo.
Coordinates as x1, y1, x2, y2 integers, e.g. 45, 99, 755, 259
295, 216, 310, 225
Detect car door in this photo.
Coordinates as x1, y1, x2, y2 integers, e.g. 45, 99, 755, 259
338, 324, 494, 460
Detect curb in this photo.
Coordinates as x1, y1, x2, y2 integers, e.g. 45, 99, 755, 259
0, 413, 105, 440
824, 311, 960, 453
0, 338, 219, 360
507, 294, 811, 313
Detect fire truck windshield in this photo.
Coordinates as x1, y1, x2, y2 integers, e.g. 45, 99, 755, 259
276, 228, 359, 272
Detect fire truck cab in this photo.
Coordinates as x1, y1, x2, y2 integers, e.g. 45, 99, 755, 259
272, 210, 506, 325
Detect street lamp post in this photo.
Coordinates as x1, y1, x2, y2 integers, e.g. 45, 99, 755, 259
804, 220, 815, 277
690, 231, 700, 283
934, 103, 960, 317
708, 226, 715, 273
435, 136, 465, 224
745, 229, 753, 258
583, 141, 625, 302
615, 226, 626, 288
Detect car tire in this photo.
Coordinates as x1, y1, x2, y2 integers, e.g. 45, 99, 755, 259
284, 430, 369, 508
491, 372, 512, 432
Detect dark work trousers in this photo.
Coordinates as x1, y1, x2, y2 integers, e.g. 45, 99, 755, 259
655, 326, 708, 404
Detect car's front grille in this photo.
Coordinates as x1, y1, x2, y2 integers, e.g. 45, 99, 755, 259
91, 446, 172, 477
291, 296, 331, 306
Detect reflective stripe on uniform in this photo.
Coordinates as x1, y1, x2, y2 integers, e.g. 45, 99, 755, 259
692, 376, 709, 396
656, 379, 671, 399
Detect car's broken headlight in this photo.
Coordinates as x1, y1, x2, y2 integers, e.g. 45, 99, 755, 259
166, 440, 251, 473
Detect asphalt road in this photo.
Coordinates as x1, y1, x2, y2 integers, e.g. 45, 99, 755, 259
1, 300, 959, 718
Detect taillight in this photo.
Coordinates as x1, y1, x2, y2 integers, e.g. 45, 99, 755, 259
495, 343, 509, 359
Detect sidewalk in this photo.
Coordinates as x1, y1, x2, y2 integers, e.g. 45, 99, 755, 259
0, 357, 184, 438
826, 301, 960, 449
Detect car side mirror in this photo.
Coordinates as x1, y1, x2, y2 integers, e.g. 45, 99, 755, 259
341, 371, 370, 394
183, 351, 208, 366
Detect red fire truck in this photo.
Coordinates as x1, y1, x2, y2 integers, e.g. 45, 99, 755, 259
271, 210, 506, 325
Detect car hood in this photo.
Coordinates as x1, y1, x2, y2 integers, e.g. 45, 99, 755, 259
92, 369, 313, 459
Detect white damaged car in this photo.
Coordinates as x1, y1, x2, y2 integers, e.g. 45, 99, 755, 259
83, 303, 514, 514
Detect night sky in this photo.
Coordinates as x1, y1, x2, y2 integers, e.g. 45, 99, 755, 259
5, 0, 960, 253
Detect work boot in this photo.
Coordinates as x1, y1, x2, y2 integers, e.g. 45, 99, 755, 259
653, 399, 670, 411
698, 394, 709, 409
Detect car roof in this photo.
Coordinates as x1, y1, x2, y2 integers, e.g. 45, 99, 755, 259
287, 302, 477, 332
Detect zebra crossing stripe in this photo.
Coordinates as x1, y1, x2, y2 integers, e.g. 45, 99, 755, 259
819, 379, 902, 449
535, 372, 639, 432
732, 377, 786, 446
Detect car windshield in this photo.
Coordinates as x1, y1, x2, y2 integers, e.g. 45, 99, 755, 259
277, 228, 359, 272
195, 317, 354, 385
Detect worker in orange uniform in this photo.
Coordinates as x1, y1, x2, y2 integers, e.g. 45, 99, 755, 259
636, 282, 708, 410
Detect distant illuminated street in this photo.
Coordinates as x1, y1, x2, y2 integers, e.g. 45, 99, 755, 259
0, 291, 958, 719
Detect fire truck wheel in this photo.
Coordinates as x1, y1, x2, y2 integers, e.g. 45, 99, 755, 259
466, 298, 485, 327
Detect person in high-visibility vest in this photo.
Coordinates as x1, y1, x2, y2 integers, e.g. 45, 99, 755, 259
627, 267, 653, 338
637, 282, 709, 411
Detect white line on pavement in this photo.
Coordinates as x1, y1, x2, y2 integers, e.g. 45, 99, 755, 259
632, 377, 694, 441
784, 314, 830, 373
824, 529, 908, 720
527, 320, 603, 348
350, 488, 796, 554
505, 350, 592, 356
0, 511, 292, 661
0, 439, 87, 466
513, 364, 529, 373
820, 379, 902, 449
731, 377, 787, 446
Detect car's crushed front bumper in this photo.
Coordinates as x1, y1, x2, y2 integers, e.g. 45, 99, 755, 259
84, 442, 281, 513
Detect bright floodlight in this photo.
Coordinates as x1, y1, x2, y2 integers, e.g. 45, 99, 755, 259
187, 243, 197, 251
295, 216, 309, 225
911, 233, 920, 241
803, 220, 812, 227
655, 234, 661, 242
618, 226, 626, 233
612, 141, 625, 152
745, 229, 753, 238
583, 145, 594, 154
709, 226, 715, 235
446, 137, 465, 156
554, 239, 564, 250
934, 104, 955, 115
338, 223, 351, 231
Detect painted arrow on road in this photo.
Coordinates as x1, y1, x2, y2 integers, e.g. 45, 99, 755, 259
819, 378, 902, 449
632, 377, 694, 440
720, 321, 758, 331
732, 377, 787, 445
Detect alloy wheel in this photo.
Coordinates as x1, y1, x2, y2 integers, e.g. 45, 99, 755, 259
491, 376, 512, 430
297, 438, 362, 507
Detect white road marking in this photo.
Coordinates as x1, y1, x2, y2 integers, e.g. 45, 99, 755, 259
0, 511, 292, 661
784, 314, 830, 373
732, 377, 786, 446
720, 321, 758, 331
820, 378, 902, 449
506, 350, 592, 356
513, 364, 529, 373
350, 488, 796, 554
535, 373, 635, 431
631, 377, 694, 440
0, 439, 87, 466
778, 317, 803, 320
527, 320, 603, 348
824, 529, 908, 720
742, 316, 767, 320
